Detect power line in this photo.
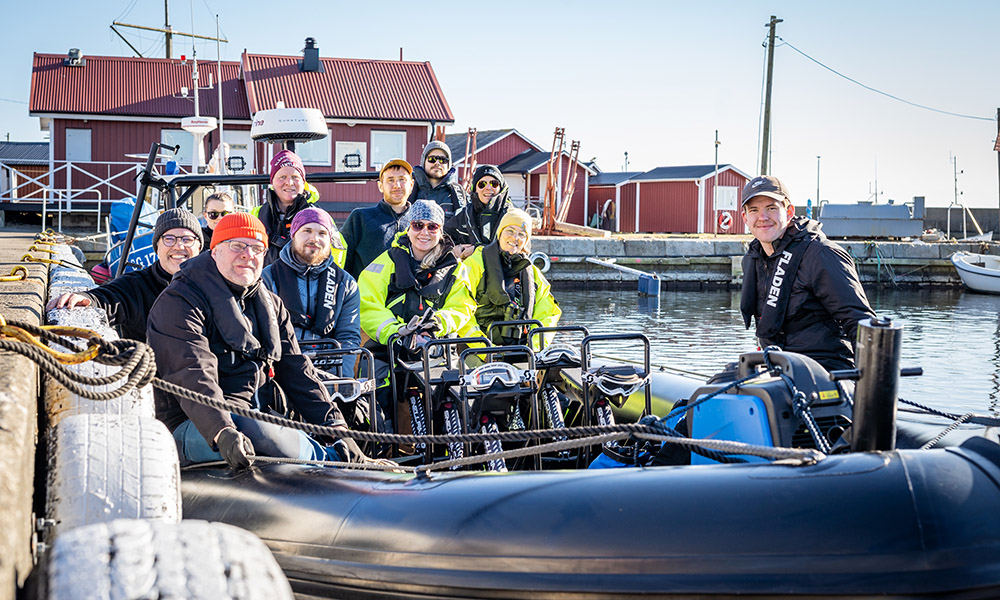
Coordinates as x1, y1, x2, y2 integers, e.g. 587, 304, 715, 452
0, 98, 28, 105
777, 36, 994, 122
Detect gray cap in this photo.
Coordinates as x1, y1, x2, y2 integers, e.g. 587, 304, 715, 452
421, 140, 452, 165
152, 208, 203, 248
741, 175, 790, 206
408, 199, 445, 226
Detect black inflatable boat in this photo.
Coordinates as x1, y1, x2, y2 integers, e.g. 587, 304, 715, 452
182, 437, 1000, 599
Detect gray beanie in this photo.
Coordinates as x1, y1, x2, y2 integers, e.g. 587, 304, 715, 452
152, 208, 204, 249
408, 199, 445, 226
420, 140, 452, 165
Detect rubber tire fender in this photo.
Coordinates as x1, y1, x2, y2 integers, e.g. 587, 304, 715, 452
45, 519, 294, 600
46, 414, 181, 536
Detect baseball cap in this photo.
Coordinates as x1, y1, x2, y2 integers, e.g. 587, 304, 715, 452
742, 175, 791, 206
379, 158, 412, 179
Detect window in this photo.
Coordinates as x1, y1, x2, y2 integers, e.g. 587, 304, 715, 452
65, 128, 91, 162
370, 130, 406, 169
295, 130, 332, 166
161, 129, 195, 166
714, 186, 738, 211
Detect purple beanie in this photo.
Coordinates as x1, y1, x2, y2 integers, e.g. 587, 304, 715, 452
270, 150, 306, 183
290, 207, 336, 238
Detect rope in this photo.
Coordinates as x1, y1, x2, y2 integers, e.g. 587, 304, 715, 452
21, 254, 88, 271
899, 397, 1000, 427
920, 413, 976, 450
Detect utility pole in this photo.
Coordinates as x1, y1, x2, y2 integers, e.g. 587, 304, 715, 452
760, 15, 782, 176
816, 155, 821, 205
996, 108, 1000, 233
165, 0, 172, 59
714, 130, 720, 235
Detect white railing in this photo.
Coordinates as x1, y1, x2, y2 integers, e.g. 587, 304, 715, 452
0, 160, 157, 232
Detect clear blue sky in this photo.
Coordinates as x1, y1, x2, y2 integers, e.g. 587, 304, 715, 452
3, 0, 999, 209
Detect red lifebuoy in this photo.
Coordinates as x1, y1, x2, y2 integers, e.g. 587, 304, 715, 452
718, 212, 732, 231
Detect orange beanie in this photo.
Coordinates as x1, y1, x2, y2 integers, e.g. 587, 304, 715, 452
211, 213, 268, 249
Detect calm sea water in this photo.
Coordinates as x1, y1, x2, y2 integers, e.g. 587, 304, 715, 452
554, 287, 1000, 417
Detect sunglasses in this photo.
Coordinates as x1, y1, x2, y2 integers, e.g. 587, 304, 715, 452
410, 221, 441, 233
477, 179, 500, 190
160, 234, 199, 248
206, 210, 231, 220
426, 155, 449, 165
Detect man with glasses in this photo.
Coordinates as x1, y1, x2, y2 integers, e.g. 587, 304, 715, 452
341, 158, 413, 279
408, 141, 466, 220
147, 213, 381, 469
45, 208, 203, 341
445, 165, 513, 259
200, 191, 235, 253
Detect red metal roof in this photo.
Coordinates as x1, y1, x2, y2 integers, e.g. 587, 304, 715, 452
30, 53, 249, 119
242, 53, 453, 123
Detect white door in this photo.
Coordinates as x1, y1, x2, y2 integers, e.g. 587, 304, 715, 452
504, 173, 527, 209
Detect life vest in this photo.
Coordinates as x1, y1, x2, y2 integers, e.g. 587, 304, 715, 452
475, 241, 535, 345
267, 257, 343, 337
385, 241, 459, 323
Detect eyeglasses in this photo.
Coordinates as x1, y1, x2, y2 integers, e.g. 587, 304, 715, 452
224, 239, 267, 256
501, 228, 528, 241
160, 234, 199, 248
206, 210, 231, 220
425, 155, 449, 165
410, 221, 441, 233
477, 179, 500, 190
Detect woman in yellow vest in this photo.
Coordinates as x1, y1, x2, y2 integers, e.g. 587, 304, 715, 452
463, 208, 560, 349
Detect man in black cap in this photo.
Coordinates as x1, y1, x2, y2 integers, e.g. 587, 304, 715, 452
740, 175, 875, 371
408, 141, 466, 219
45, 208, 203, 341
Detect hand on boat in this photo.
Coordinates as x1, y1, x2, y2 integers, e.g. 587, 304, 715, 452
217, 427, 256, 469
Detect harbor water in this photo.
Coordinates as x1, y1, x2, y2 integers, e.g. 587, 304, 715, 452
555, 287, 1000, 417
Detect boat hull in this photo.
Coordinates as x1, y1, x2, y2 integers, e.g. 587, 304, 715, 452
951, 251, 1000, 294
182, 438, 1000, 599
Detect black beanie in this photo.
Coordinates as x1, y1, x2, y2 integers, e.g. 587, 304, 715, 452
152, 208, 204, 249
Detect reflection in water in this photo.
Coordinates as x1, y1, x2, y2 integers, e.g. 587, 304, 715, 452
555, 287, 1000, 416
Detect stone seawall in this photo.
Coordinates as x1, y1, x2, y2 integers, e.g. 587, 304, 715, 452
529, 236, 994, 289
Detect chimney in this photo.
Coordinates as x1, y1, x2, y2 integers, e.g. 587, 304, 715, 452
64, 48, 86, 67
300, 37, 324, 73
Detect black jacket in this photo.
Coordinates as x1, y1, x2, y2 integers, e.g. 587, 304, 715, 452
445, 165, 512, 246
341, 200, 411, 279
147, 251, 346, 444
83, 261, 173, 341
408, 166, 467, 219
256, 189, 313, 266
740, 216, 875, 371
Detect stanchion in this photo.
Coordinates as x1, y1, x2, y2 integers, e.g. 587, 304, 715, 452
851, 317, 903, 452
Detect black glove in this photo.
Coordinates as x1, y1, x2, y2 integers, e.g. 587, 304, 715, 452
216, 427, 255, 469
332, 436, 367, 463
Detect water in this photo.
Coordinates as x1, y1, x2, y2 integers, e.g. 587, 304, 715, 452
555, 287, 1000, 417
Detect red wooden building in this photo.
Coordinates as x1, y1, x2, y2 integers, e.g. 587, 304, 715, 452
444, 129, 596, 226
588, 165, 751, 234
25, 42, 453, 220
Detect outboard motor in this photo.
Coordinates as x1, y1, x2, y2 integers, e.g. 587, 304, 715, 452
685, 350, 852, 464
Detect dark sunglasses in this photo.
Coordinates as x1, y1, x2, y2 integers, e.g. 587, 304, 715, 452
206, 210, 231, 220
410, 221, 441, 233
477, 179, 500, 190
425, 155, 449, 165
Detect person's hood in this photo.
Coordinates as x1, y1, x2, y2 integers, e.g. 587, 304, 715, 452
747, 216, 825, 258
470, 165, 509, 212
277, 239, 335, 276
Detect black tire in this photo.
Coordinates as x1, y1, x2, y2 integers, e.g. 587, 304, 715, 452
46, 414, 180, 535
46, 519, 294, 600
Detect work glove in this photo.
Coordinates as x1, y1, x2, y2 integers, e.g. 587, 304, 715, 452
331, 436, 367, 463
396, 314, 424, 339
216, 427, 256, 469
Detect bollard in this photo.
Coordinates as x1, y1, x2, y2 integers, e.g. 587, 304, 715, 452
851, 317, 903, 452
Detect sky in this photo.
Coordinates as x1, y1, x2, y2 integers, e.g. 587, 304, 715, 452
2, 0, 999, 209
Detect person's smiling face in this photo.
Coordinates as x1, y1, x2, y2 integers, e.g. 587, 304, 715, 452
156, 227, 201, 274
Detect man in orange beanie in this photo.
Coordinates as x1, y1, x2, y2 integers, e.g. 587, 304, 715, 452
147, 213, 383, 469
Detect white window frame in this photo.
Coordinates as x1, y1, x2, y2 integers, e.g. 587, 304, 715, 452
370, 130, 406, 170
161, 129, 195, 166
296, 130, 332, 166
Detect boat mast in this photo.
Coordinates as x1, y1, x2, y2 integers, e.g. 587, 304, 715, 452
760, 15, 782, 176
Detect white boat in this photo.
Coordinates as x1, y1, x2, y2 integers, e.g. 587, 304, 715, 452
951, 251, 1000, 293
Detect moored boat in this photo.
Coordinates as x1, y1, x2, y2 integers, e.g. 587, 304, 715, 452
951, 251, 1000, 294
